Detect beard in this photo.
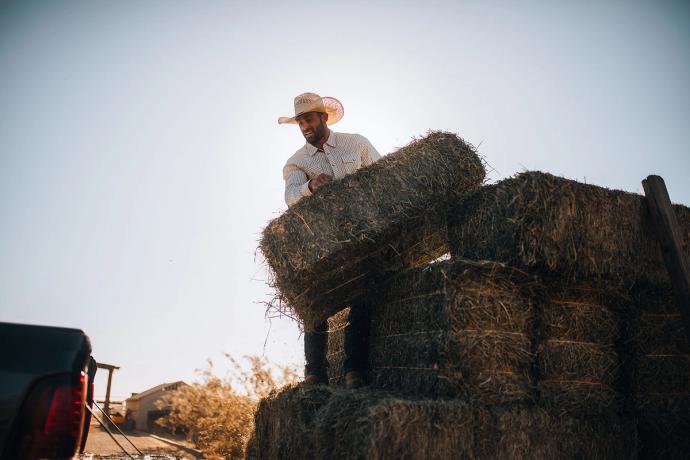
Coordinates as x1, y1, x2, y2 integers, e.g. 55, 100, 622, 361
303, 118, 327, 146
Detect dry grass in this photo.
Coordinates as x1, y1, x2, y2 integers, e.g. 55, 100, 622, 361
260, 131, 485, 328
156, 355, 298, 459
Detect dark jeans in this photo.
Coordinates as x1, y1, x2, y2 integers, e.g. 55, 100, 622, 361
304, 303, 370, 380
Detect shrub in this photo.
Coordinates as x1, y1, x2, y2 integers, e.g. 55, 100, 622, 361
157, 355, 298, 458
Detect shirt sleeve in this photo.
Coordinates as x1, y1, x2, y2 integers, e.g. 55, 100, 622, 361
283, 163, 312, 207
360, 135, 382, 166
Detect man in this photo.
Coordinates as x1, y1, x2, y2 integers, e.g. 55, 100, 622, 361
279, 92, 381, 389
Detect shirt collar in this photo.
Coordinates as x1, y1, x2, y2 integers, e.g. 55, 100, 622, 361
306, 130, 337, 156
325, 130, 337, 148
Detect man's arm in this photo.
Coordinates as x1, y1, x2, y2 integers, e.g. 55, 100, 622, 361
283, 163, 312, 207
361, 136, 382, 166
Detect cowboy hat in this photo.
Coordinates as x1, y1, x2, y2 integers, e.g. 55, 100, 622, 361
278, 92, 344, 126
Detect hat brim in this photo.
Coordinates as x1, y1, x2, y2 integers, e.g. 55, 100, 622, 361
278, 96, 344, 126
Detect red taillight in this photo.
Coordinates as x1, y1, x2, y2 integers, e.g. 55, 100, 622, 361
44, 371, 86, 438
6, 372, 87, 459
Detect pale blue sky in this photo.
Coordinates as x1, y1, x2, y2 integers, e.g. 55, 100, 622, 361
1, 0, 689, 399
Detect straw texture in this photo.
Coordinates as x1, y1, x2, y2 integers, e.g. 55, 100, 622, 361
261, 131, 485, 328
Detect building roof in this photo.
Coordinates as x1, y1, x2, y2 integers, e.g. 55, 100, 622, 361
126, 381, 187, 402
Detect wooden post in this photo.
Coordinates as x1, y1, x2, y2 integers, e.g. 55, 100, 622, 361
642, 175, 690, 339
96, 362, 120, 418
104, 368, 114, 417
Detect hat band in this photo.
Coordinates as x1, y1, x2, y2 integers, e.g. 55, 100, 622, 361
295, 101, 326, 117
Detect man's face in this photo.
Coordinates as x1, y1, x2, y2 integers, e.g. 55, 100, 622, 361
296, 112, 328, 145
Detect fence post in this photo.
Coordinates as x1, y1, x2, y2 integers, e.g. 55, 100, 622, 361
642, 175, 690, 340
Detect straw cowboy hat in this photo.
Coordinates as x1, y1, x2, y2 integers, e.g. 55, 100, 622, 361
278, 92, 344, 126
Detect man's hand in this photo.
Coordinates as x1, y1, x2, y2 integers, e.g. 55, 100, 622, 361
308, 173, 333, 192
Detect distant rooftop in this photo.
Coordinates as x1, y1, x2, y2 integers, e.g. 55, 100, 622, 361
126, 381, 186, 401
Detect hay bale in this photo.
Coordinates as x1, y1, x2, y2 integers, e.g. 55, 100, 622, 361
628, 285, 690, 407
324, 263, 626, 412
633, 313, 689, 356
637, 411, 690, 460
537, 341, 620, 412
261, 131, 485, 328
635, 354, 690, 404
447, 171, 690, 286
326, 259, 538, 403
313, 391, 478, 459
472, 404, 636, 459
536, 286, 623, 413
250, 385, 332, 460
250, 385, 637, 459
326, 309, 349, 386
627, 285, 690, 457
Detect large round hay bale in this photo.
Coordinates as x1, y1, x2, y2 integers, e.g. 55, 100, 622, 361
260, 131, 485, 328
447, 171, 690, 286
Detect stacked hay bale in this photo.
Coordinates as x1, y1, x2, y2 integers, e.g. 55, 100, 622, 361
328, 260, 538, 403
248, 386, 332, 459
251, 386, 635, 460
448, 171, 690, 454
327, 270, 625, 414
260, 131, 485, 328
446, 171, 690, 284
322, 261, 635, 457
257, 134, 690, 458
536, 284, 623, 414
627, 285, 690, 458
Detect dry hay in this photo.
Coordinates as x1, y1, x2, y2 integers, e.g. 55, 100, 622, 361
326, 259, 539, 404
471, 405, 635, 460
376, 260, 537, 405
536, 285, 622, 414
447, 171, 690, 286
326, 308, 349, 386
537, 341, 620, 413
324, 262, 626, 413
249, 384, 332, 460
625, 284, 690, 458
637, 410, 690, 460
260, 131, 485, 328
250, 385, 636, 459
627, 285, 690, 407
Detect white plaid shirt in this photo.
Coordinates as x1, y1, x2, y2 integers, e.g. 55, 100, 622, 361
283, 131, 381, 207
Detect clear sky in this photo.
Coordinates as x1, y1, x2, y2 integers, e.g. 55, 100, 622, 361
1, 0, 689, 400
